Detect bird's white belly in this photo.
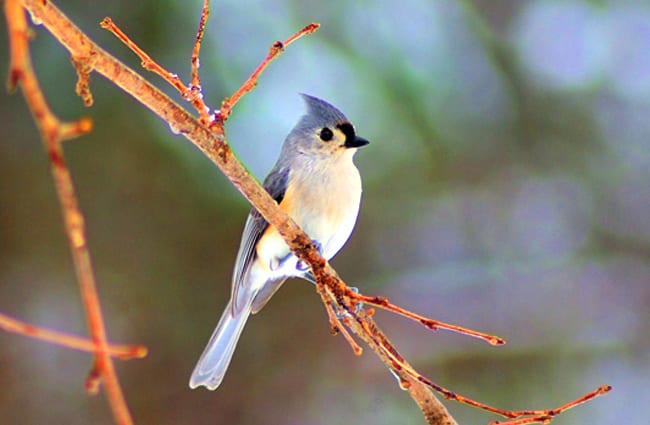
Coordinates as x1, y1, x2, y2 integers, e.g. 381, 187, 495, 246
292, 164, 362, 260
256, 155, 363, 279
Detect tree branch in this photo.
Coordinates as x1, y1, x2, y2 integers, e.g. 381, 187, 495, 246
0, 312, 146, 359
7, 1, 610, 424
6, 1, 134, 424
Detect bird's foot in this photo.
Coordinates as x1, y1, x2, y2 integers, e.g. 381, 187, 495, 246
296, 240, 323, 271
333, 286, 362, 319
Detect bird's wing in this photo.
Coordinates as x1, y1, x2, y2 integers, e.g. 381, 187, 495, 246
231, 165, 289, 314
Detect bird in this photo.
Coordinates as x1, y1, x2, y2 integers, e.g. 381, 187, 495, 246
189, 94, 370, 390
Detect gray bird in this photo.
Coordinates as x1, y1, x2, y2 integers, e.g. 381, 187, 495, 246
190, 94, 369, 390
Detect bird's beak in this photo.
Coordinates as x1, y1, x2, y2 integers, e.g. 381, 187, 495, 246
345, 136, 370, 149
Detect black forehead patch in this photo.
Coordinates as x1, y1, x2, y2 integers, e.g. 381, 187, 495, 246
337, 122, 356, 145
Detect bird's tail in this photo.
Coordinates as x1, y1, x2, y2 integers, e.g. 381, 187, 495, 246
189, 297, 253, 390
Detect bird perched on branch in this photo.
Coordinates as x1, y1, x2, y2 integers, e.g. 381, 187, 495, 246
190, 94, 370, 390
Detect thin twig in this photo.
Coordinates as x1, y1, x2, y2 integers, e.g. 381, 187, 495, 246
310, 269, 458, 424
7, 2, 134, 424
100, 17, 187, 93
71, 54, 94, 107
177, 0, 213, 124
306, 256, 610, 423
314, 281, 363, 356
100, 17, 211, 124
488, 385, 612, 425
351, 291, 506, 346
331, 290, 459, 425
410, 356, 610, 420
0, 312, 147, 359
190, 0, 209, 90
217, 22, 320, 122
491, 417, 552, 425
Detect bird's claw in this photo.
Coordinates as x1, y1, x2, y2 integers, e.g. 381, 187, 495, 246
342, 286, 363, 315
301, 263, 363, 319
332, 287, 363, 319
296, 240, 323, 271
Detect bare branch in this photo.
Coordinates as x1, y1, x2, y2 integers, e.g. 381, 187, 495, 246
218, 22, 320, 122
487, 385, 612, 425
7, 1, 133, 423
351, 292, 505, 346
190, 0, 209, 90
0, 312, 147, 359
71, 54, 94, 107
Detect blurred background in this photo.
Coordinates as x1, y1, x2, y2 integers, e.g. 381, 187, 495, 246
1, 0, 648, 424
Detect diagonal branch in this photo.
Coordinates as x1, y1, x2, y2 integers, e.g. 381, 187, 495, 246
350, 291, 505, 345
0, 312, 147, 359
217, 22, 320, 122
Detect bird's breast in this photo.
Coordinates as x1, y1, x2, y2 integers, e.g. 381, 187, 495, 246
282, 158, 362, 259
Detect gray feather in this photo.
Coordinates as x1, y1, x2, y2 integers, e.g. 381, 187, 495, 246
299, 93, 348, 125
231, 165, 289, 314
250, 277, 288, 314
189, 297, 252, 390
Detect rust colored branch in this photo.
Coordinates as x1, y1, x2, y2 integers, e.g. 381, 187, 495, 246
0, 312, 147, 359
71, 54, 94, 107
218, 22, 320, 122
487, 386, 612, 425
190, 0, 209, 90
351, 291, 505, 346
100, 3, 215, 126
315, 281, 364, 356
5, 1, 91, 144
99, 17, 211, 124
289, 223, 609, 424
99, 17, 186, 93
319, 291, 458, 425
6, 1, 133, 424
102, 14, 319, 127
9, 1, 611, 424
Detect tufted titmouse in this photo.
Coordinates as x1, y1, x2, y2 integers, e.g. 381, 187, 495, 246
189, 94, 369, 390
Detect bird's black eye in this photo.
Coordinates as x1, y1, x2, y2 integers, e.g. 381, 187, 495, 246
319, 127, 334, 142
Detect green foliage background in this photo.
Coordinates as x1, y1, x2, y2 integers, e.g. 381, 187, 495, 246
1, 1, 648, 424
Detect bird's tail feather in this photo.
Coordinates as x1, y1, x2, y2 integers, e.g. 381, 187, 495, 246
189, 297, 253, 390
